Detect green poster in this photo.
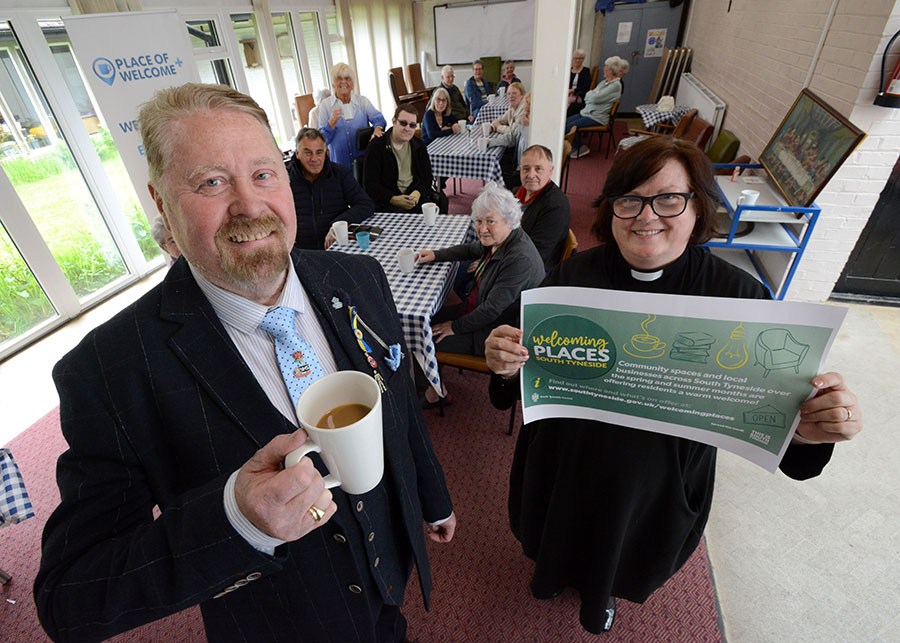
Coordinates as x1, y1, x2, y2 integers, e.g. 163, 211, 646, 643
521, 287, 846, 471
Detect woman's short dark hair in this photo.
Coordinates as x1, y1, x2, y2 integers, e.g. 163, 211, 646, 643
592, 136, 719, 245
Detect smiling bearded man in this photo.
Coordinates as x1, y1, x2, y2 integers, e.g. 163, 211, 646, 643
35, 83, 456, 643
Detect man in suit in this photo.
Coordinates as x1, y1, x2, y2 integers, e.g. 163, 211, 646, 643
364, 103, 441, 214
35, 83, 456, 643
287, 126, 373, 249
515, 145, 571, 271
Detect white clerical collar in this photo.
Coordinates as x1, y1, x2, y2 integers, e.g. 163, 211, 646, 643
631, 268, 664, 282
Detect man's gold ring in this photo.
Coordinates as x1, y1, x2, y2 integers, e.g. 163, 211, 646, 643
845, 407, 853, 422
307, 505, 326, 522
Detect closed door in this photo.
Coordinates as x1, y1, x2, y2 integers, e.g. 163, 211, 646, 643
599, 2, 684, 112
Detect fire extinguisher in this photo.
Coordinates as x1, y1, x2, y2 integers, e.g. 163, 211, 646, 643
875, 28, 900, 108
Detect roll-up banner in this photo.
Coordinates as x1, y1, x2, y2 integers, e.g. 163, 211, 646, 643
64, 10, 200, 222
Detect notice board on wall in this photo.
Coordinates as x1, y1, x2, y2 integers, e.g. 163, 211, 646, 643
434, 0, 535, 65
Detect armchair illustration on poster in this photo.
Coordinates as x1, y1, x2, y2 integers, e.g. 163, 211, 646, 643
759, 89, 865, 208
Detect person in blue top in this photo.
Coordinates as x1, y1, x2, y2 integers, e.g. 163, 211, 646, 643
464, 60, 494, 118
422, 87, 461, 145
318, 62, 387, 169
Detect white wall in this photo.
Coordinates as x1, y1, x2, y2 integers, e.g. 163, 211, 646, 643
685, 0, 900, 302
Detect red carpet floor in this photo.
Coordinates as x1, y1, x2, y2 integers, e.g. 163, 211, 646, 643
0, 128, 724, 641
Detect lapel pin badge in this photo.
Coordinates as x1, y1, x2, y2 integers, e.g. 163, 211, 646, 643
331, 296, 343, 309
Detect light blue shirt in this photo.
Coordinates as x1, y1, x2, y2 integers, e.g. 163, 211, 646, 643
191, 261, 338, 554
318, 93, 387, 168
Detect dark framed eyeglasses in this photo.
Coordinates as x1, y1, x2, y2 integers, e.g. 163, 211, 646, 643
396, 118, 417, 129
609, 192, 695, 219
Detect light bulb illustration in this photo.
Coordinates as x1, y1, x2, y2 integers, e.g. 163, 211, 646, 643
716, 322, 749, 369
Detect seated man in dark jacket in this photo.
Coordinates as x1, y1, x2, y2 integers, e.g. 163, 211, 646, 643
515, 145, 571, 271
288, 127, 374, 248
364, 103, 440, 213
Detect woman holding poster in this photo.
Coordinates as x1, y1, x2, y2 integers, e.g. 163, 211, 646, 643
484, 136, 862, 635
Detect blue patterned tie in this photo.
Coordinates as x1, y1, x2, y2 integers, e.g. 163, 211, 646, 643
258, 306, 324, 408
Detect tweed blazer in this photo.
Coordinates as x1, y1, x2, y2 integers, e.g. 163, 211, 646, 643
35, 250, 452, 642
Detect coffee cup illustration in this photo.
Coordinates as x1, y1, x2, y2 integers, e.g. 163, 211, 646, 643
623, 314, 666, 359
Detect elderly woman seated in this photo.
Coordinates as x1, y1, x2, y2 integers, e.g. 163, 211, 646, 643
422, 87, 460, 145
567, 48, 591, 116
497, 60, 522, 90
464, 59, 494, 119
566, 55, 629, 159
416, 182, 545, 405
489, 81, 527, 134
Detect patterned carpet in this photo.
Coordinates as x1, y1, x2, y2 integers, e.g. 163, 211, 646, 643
0, 129, 724, 641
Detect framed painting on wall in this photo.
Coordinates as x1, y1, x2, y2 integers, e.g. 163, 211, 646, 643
760, 89, 865, 208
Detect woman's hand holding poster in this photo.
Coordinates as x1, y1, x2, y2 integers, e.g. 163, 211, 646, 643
520, 287, 846, 471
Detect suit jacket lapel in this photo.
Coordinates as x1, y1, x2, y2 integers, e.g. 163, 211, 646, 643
293, 251, 375, 376
159, 262, 290, 449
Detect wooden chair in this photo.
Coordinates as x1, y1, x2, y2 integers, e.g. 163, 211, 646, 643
560, 229, 578, 262
628, 107, 697, 139
294, 93, 315, 128
435, 352, 519, 435
560, 139, 573, 193
388, 71, 429, 120
589, 65, 600, 90
390, 67, 430, 101
406, 63, 435, 94
681, 116, 714, 151
577, 100, 621, 158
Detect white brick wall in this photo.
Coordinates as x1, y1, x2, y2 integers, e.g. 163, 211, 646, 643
685, 0, 900, 302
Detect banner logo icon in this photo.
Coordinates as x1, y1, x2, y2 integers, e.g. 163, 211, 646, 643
93, 57, 116, 86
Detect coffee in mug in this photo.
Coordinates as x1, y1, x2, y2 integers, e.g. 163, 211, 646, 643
318, 403, 371, 429
285, 371, 384, 495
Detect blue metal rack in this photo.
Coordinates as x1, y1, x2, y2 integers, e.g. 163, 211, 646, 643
705, 164, 820, 300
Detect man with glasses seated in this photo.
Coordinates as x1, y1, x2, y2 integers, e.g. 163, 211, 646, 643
364, 103, 441, 213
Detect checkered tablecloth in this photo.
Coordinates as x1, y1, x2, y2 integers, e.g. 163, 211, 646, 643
1, 448, 34, 528
473, 94, 510, 126
328, 213, 475, 393
427, 131, 505, 184
636, 103, 691, 129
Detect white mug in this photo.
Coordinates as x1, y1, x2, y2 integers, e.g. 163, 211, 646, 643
498, 86, 506, 97
457, 119, 467, 132
488, 95, 495, 104
397, 248, 417, 273
340, 102, 354, 121
331, 221, 349, 245
737, 189, 760, 208
422, 202, 439, 225
481, 123, 492, 137
285, 371, 384, 496
477, 138, 488, 153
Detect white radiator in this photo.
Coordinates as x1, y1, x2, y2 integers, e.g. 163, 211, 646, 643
675, 72, 726, 149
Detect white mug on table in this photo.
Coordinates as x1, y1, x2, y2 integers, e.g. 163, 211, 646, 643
422, 202, 438, 226
737, 189, 760, 207
397, 248, 417, 273
331, 221, 349, 245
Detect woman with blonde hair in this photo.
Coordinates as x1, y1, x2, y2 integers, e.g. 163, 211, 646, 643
422, 86, 460, 145
318, 62, 386, 168
490, 81, 527, 134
